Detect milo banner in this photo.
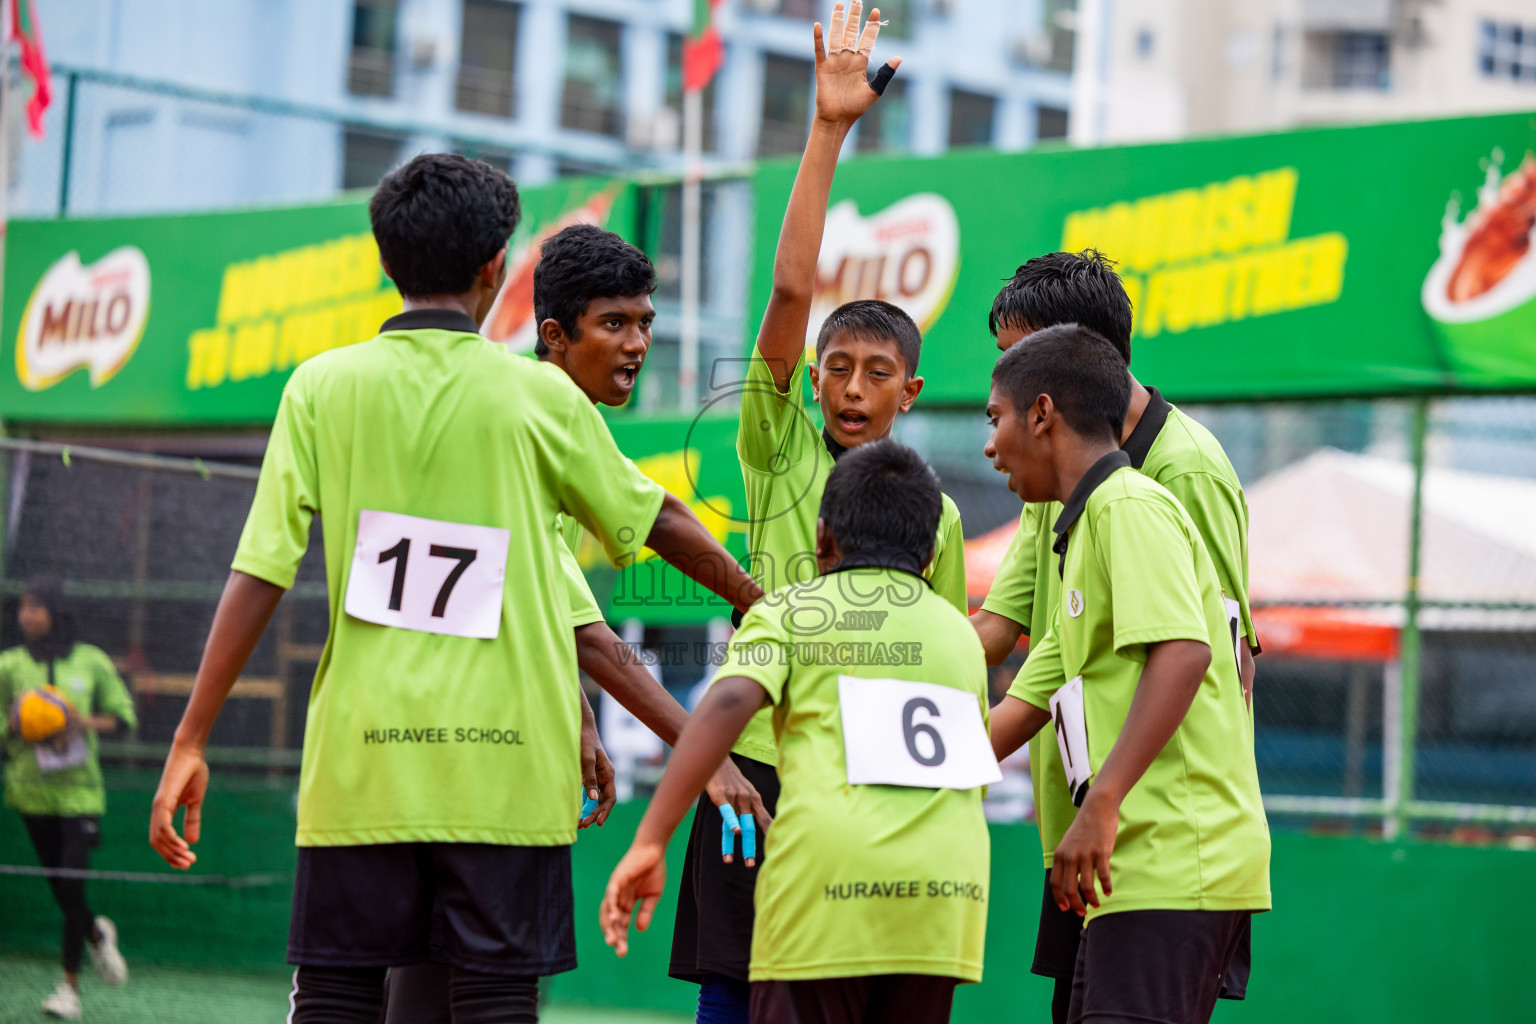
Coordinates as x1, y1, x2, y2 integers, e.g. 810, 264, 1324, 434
1, 177, 636, 424
751, 110, 1536, 402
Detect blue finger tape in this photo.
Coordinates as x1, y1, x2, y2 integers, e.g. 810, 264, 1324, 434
581, 794, 599, 820
741, 813, 757, 861
720, 805, 741, 857
868, 62, 897, 97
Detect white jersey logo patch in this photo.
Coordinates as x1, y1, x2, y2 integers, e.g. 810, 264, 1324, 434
344, 510, 510, 639
839, 675, 1002, 790
1067, 589, 1085, 618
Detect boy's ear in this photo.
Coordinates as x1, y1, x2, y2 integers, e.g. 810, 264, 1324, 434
815, 518, 839, 571
807, 362, 820, 401
539, 318, 570, 355
1031, 394, 1055, 437
897, 374, 924, 414
480, 246, 508, 289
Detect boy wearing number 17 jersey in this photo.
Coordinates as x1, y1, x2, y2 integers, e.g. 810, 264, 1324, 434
604, 440, 993, 1024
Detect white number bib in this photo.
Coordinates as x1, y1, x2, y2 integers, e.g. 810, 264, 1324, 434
839, 676, 1002, 790
1224, 597, 1244, 670
1050, 675, 1092, 806
344, 510, 510, 639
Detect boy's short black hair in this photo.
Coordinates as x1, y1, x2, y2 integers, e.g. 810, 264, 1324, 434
369, 154, 521, 299
815, 299, 923, 377
532, 224, 658, 356
991, 323, 1130, 442
819, 439, 942, 566
989, 250, 1134, 362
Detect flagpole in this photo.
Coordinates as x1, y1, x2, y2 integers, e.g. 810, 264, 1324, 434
679, 85, 703, 410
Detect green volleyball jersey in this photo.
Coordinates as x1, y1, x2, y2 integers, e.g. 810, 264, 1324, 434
556, 513, 605, 629
1011, 457, 1270, 922
233, 309, 664, 847
733, 349, 967, 765
0, 643, 137, 817
982, 389, 1257, 867
720, 567, 991, 982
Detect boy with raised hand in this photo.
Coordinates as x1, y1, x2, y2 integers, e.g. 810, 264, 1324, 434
380, 223, 771, 1022
604, 439, 995, 1024
983, 324, 1270, 1024
147, 154, 759, 1024
667, 5, 966, 1020
968, 250, 1259, 1022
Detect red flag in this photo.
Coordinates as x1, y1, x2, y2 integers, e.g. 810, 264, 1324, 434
682, 0, 725, 94
8, 0, 51, 137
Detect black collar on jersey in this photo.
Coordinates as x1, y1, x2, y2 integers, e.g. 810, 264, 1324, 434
821, 427, 850, 462
826, 550, 931, 582
1121, 386, 1171, 469
379, 309, 481, 335
1051, 449, 1132, 578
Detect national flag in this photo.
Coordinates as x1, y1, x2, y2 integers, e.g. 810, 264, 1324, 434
682, 0, 725, 94
5, 0, 51, 137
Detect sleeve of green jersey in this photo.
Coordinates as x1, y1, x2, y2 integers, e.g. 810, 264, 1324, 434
232, 374, 320, 589
716, 600, 791, 706
1161, 471, 1258, 650
88, 646, 137, 731
556, 397, 666, 569
926, 497, 968, 614
1097, 498, 1212, 664
559, 541, 605, 628
1008, 609, 1065, 711
0, 652, 13, 742
979, 506, 1038, 630
737, 348, 816, 473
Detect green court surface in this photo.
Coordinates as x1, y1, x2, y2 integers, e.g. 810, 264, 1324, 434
0, 957, 690, 1024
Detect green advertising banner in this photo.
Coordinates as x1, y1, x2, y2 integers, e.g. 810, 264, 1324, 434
751, 111, 1536, 403
0, 177, 637, 424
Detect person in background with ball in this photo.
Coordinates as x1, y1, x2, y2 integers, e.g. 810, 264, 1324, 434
1, 577, 135, 1020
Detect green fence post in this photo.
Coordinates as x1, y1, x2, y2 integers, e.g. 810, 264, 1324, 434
1393, 396, 1429, 840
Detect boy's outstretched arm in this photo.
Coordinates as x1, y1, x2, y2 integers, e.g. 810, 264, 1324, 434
757, 1, 899, 392
646, 492, 764, 613
990, 693, 1052, 762
574, 622, 774, 835
150, 570, 285, 868
600, 674, 768, 957
973, 609, 1027, 667
1051, 638, 1211, 917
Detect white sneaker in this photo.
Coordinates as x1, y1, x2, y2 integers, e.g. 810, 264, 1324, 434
41, 981, 82, 1020
89, 915, 128, 986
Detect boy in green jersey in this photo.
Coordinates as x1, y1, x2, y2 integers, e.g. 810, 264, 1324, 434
380, 224, 771, 1022
147, 155, 760, 1024
667, 7, 966, 1020
984, 325, 1270, 1024
604, 440, 994, 1024
969, 250, 1260, 1022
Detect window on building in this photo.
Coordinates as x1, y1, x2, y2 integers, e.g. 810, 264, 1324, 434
342, 129, 405, 191
348, 0, 398, 97
455, 143, 514, 174
665, 33, 718, 152
856, 77, 909, 153
1036, 105, 1069, 141
561, 15, 624, 137
1043, 0, 1077, 73
760, 0, 817, 19
1302, 31, 1390, 90
948, 89, 995, 148
1478, 20, 1536, 83
456, 0, 519, 117
759, 55, 814, 157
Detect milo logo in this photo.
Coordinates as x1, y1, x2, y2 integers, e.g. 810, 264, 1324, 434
17, 247, 151, 391
808, 193, 961, 352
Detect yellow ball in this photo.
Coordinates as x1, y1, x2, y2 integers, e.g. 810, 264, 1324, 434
14, 686, 74, 744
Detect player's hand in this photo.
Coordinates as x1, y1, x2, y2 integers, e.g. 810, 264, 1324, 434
812, 2, 901, 129
580, 734, 617, 829
600, 839, 667, 958
705, 759, 772, 866
149, 742, 209, 870
1050, 788, 1117, 917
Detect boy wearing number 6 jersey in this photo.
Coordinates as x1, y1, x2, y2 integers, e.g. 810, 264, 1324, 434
986, 325, 1269, 1024
603, 440, 992, 1024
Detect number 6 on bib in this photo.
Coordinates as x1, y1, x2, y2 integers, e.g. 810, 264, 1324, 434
345, 510, 510, 639
839, 676, 1002, 790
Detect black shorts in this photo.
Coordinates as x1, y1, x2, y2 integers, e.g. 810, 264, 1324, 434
1031, 869, 1083, 980
750, 974, 958, 1024
1067, 909, 1252, 1024
668, 753, 781, 983
288, 843, 575, 977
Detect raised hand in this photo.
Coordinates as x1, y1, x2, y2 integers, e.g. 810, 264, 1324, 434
813, 2, 901, 129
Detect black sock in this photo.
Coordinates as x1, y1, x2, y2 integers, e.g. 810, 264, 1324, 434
290, 965, 387, 1024
1052, 975, 1072, 1024
448, 968, 539, 1024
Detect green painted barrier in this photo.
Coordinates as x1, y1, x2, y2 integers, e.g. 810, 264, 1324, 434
3, 771, 1532, 1022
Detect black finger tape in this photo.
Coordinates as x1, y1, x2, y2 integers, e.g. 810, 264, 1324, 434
869, 62, 897, 97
